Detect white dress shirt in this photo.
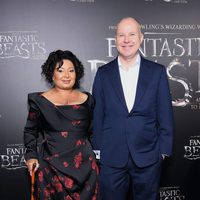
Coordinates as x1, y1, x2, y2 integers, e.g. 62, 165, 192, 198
118, 54, 141, 112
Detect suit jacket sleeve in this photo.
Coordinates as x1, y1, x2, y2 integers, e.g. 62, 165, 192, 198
157, 66, 174, 156
92, 69, 104, 151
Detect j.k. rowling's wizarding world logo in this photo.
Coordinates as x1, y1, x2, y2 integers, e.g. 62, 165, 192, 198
0, 31, 46, 59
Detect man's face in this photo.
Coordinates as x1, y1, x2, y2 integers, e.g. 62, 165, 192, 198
116, 18, 143, 61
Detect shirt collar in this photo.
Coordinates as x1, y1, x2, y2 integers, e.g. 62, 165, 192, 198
118, 54, 141, 69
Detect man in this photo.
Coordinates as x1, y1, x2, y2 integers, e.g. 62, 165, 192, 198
92, 17, 174, 200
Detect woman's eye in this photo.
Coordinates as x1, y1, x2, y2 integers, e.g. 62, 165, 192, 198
56, 68, 63, 72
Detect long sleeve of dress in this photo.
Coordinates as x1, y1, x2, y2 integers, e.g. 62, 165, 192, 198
85, 93, 95, 142
24, 94, 41, 160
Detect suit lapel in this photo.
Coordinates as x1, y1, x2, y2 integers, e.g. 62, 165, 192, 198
109, 57, 152, 113
110, 59, 128, 112
131, 58, 151, 113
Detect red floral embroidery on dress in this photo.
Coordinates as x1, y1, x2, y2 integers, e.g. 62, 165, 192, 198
73, 192, 80, 200
72, 105, 80, 109
91, 160, 99, 175
63, 161, 69, 168
52, 175, 59, 182
59, 175, 64, 181
65, 195, 73, 200
64, 177, 74, 188
61, 131, 68, 138
53, 181, 63, 192
76, 139, 82, 146
28, 112, 37, 120
95, 182, 99, 194
96, 165, 99, 175
89, 155, 93, 161
38, 170, 43, 182
91, 160, 96, 170
72, 120, 81, 126
44, 188, 50, 198
74, 152, 82, 168
44, 167, 49, 174
37, 188, 41, 193
50, 188, 55, 195
92, 195, 97, 200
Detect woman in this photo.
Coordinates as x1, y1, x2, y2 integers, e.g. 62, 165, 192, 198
24, 50, 99, 200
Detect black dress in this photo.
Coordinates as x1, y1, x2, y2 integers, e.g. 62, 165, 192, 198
24, 92, 99, 200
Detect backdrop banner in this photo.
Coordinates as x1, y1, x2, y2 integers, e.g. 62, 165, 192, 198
0, 0, 200, 199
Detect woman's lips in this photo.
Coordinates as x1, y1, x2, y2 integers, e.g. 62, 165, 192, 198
62, 80, 71, 84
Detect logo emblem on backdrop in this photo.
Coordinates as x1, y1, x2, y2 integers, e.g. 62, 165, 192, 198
184, 135, 200, 160
0, 31, 46, 59
0, 144, 26, 170
159, 186, 185, 199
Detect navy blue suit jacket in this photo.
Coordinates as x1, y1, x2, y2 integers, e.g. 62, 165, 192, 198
92, 57, 174, 168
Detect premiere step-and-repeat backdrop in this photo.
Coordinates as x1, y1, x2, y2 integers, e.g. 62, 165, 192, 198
0, 0, 200, 199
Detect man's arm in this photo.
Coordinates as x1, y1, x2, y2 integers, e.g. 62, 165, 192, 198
157, 66, 174, 157
92, 69, 105, 159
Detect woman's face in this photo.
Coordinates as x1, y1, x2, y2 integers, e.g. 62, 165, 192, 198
52, 59, 76, 90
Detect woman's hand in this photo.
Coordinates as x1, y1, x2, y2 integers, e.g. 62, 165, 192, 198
26, 159, 39, 176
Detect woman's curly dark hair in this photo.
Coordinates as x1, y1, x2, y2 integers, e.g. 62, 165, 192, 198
41, 50, 84, 89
